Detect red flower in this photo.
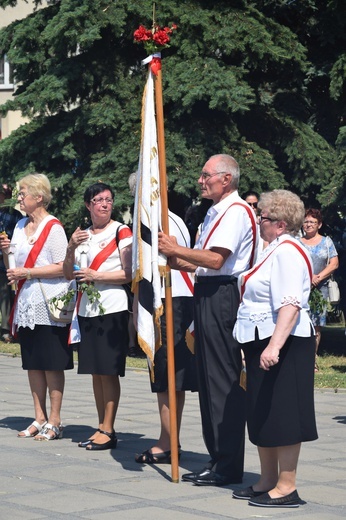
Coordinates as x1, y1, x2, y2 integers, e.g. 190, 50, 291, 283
153, 29, 170, 46
134, 23, 177, 54
134, 25, 152, 42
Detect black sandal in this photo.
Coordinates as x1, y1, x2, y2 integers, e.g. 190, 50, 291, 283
135, 449, 172, 464
135, 447, 181, 464
86, 430, 117, 451
78, 428, 101, 448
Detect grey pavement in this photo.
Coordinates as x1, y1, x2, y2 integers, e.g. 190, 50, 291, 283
0, 354, 345, 519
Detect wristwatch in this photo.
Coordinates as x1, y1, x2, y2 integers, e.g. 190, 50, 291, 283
26, 269, 32, 280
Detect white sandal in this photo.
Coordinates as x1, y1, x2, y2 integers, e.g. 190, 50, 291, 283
34, 423, 63, 441
18, 420, 47, 438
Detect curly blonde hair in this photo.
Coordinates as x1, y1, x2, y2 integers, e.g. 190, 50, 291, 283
258, 189, 305, 235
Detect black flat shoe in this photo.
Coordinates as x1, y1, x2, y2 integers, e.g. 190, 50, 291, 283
248, 490, 300, 508
78, 429, 100, 448
232, 486, 269, 500
86, 430, 117, 451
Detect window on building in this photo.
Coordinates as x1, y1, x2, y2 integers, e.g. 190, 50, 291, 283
0, 55, 14, 89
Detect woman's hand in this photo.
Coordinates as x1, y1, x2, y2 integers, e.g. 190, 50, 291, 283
0, 234, 11, 252
73, 267, 97, 283
7, 267, 29, 284
259, 304, 299, 371
312, 274, 321, 287
259, 345, 280, 371
69, 227, 89, 249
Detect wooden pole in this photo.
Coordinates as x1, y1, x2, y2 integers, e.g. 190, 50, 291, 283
154, 67, 179, 483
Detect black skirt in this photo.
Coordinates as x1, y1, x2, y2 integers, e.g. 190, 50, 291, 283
77, 311, 129, 376
151, 297, 197, 393
243, 331, 318, 447
19, 325, 73, 371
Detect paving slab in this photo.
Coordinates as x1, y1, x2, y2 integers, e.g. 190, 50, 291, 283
0, 355, 345, 519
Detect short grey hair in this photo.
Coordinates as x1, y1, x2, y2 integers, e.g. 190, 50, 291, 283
18, 173, 52, 208
209, 154, 240, 189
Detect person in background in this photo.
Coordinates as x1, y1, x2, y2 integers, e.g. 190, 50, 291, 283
63, 182, 132, 451
299, 208, 339, 371
128, 173, 197, 464
0, 184, 23, 343
0, 174, 73, 440
232, 189, 317, 508
159, 154, 258, 486
242, 190, 260, 212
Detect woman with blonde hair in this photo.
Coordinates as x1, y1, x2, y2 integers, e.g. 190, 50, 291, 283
233, 189, 318, 508
0, 173, 73, 440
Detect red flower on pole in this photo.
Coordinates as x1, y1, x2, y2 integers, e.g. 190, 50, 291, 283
133, 22, 177, 55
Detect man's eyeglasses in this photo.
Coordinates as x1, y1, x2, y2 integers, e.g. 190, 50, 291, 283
200, 171, 229, 181
91, 197, 113, 205
247, 202, 258, 209
257, 215, 276, 224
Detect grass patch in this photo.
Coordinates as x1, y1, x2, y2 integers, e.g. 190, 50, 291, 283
1, 326, 344, 388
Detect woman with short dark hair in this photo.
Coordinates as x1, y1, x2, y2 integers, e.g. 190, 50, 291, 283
63, 182, 132, 450
300, 208, 339, 370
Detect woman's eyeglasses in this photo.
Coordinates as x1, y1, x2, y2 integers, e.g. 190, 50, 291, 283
18, 192, 29, 200
91, 197, 113, 205
247, 202, 258, 209
257, 215, 276, 224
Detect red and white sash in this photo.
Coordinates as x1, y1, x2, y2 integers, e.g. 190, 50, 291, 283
68, 226, 132, 344
9, 217, 62, 335
240, 239, 313, 300
202, 202, 258, 268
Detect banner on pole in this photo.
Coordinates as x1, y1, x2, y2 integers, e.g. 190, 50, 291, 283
132, 70, 165, 377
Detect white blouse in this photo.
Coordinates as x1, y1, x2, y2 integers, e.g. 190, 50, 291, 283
11, 215, 70, 329
233, 234, 314, 343
74, 221, 132, 317
163, 211, 194, 298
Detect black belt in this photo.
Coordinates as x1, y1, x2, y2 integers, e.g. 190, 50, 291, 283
195, 275, 237, 284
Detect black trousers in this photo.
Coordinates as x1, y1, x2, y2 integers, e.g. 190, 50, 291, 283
194, 276, 246, 479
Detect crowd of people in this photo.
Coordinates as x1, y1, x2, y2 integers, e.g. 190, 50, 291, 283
0, 155, 341, 508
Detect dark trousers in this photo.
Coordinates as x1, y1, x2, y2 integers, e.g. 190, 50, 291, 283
194, 276, 246, 479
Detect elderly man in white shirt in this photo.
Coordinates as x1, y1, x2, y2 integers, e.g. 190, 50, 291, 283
159, 154, 258, 486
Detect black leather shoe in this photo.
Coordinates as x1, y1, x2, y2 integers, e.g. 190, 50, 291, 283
182, 468, 209, 482
248, 490, 300, 508
232, 486, 269, 500
194, 469, 242, 486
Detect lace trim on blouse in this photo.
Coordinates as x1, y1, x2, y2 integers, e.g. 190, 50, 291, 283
281, 296, 301, 306
249, 312, 270, 323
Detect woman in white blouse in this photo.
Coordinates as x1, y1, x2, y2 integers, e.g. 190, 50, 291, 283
0, 173, 73, 441
63, 182, 132, 451
232, 190, 318, 508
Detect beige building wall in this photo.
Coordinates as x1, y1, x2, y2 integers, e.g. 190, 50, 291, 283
0, 0, 39, 139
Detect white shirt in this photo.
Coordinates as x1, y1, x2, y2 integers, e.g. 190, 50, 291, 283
74, 221, 132, 317
233, 234, 313, 343
195, 191, 258, 277
162, 211, 194, 298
